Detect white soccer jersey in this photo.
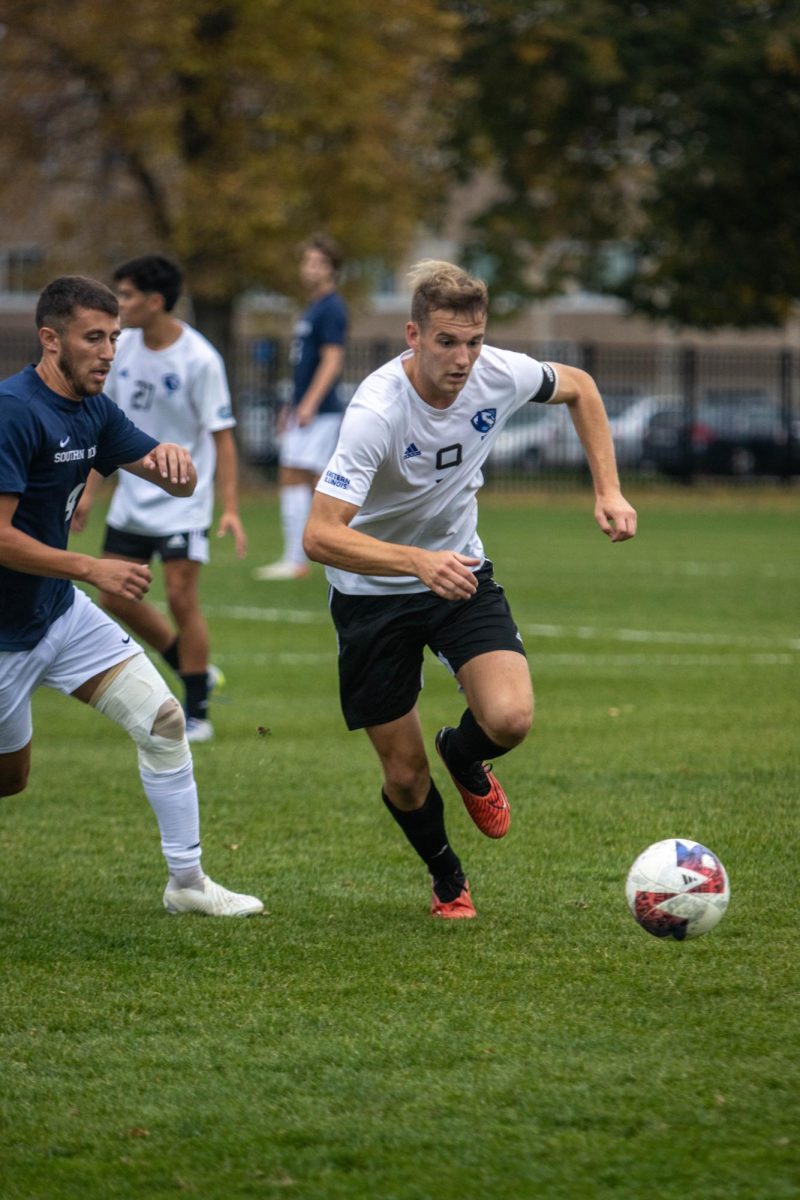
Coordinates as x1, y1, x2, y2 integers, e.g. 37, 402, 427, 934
105, 324, 235, 535
316, 345, 558, 595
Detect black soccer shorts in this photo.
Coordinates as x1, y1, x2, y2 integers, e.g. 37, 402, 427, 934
329, 560, 526, 731
103, 525, 210, 564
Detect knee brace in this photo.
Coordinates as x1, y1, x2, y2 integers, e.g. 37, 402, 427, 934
91, 653, 190, 772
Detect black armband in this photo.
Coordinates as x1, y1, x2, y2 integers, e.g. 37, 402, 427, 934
530, 362, 558, 403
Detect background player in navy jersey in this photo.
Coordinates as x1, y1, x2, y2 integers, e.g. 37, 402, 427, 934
73, 254, 247, 744
304, 260, 637, 919
0, 276, 262, 916
253, 233, 348, 581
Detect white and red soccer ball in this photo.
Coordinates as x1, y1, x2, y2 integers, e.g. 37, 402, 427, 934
626, 838, 730, 940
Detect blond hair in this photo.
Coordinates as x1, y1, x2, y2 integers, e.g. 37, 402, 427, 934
407, 260, 488, 327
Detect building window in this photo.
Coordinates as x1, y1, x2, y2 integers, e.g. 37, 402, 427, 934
1, 247, 43, 293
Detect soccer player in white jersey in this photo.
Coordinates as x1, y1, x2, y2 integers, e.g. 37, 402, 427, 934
0, 276, 262, 916
73, 255, 246, 743
304, 261, 637, 919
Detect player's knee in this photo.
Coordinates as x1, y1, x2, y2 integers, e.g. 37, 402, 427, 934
90, 654, 190, 772
485, 703, 533, 749
381, 751, 429, 798
165, 583, 198, 625
152, 695, 186, 741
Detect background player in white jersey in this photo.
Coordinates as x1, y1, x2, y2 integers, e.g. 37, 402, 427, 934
253, 234, 348, 581
304, 261, 637, 919
73, 255, 246, 743
0, 276, 262, 916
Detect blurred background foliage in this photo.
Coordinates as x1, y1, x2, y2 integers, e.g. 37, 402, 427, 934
1, 0, 799, 345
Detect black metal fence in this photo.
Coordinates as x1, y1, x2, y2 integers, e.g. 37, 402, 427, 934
234, 337, 800, 486
3, 329, 797, 486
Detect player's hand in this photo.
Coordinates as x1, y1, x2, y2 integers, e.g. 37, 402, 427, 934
594, 491, 637, 542
295, 399, 318, 427
85, 558, 152, 600
217, 512, 248, 558
141, 443, 194, 486
416, 550, 481, 600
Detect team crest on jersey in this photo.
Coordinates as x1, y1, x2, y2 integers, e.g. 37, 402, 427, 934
471, 408, 497, 435
163, 374, 181, 392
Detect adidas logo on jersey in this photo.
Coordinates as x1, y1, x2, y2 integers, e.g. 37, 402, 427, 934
403, 442, 422, 460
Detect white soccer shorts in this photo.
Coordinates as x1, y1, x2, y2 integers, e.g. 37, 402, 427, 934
280, 412, 343, 474
0, 587, 143, 753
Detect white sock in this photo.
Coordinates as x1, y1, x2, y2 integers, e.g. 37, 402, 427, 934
140, 759, 203, 877
280, 484, 312, 566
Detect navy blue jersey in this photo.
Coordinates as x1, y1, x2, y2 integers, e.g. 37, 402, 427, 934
0, 365, 158, 649
290, 290, 348, 415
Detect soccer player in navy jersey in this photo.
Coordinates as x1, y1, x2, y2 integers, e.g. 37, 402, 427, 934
253, 233, 348, 581
0, 276, 262, 916
304, 261, 637, 919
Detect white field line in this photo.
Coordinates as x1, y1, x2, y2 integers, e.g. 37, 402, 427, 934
619, 560, 800, 579
202, 605, 796, 669
530, 652, 797, 668
520, 622, 800, 651
206, 604, 326, 624
204, 603, 798, 651
230, 650, 796, 669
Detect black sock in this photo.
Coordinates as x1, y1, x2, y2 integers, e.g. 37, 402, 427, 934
382, 783, 463, 891
162, 637, 181, 672
181, 672, 209, 719
446, 708, 510, 771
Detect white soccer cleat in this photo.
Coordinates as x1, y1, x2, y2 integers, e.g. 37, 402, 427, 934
163, 875, 264, 917
206, 663, 225, 694
186, 717, 214, 743
251, 560, 310, 581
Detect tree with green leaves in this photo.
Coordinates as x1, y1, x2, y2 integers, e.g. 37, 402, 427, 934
449, 0, 800, 327
0, 0, 459, 356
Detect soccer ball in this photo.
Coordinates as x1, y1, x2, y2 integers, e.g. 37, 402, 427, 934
625, 838, 730, 940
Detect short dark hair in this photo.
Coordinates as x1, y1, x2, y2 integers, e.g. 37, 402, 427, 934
112, 254, 183, 312
35, 276, 119, 331
299, 233, 344, 273
407, 260, 488, 328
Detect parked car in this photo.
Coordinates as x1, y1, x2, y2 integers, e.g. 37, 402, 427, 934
487, 404, 583, 472
643, 397, 800, 477
608, 394, 682, 468
486, 391, 642, 473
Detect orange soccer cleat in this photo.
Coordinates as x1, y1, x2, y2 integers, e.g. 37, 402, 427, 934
430, 877, 477, 919
435, 727, 510, 839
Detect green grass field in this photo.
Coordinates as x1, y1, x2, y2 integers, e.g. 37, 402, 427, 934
1, 485, 798, 1199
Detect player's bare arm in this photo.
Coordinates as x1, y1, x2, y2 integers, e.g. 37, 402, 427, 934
70, 467, 104, 533
296, 344, 345, 426
304, 491, 479, 600
0, 494, 151, 600
122, 442, 197, 496
548, 362, 638, 543
212, 428, 247, 557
